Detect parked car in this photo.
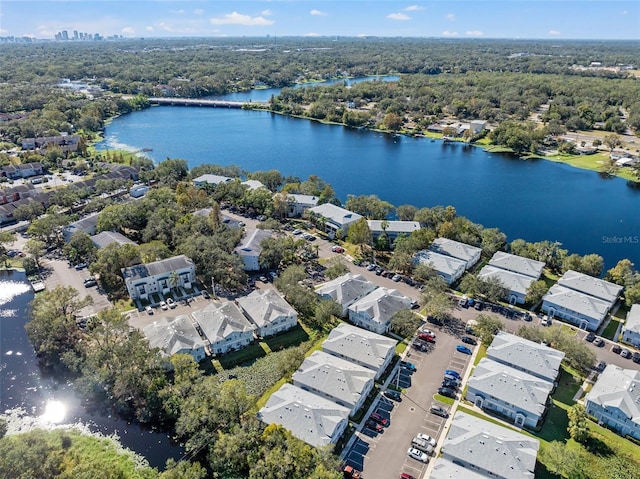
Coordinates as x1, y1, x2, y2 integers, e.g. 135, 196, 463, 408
407, 448, 429, 463
367, 263, 377, 271
633, 352, 640, 363
145, 305, 154, 315
421, 329, 436, 337
400, 473, 415, 479
400, 361, 416, 371
292, 229, 303, 235
593, 337, 605, 347
456, 345, 472, 355
541, 315, 552, 326
256, 215, 267, 221
474, 301, 484, 311
458, 297, 468, 308
342, 465, 362, 479
442, 379, 459, 389
411, 437, 434, 454
612, 344, 622, 354
384, 389, 402, 401
443, 374, 460, 384
160, 301, 168, 310
370, 412, 388, 426
201, 290, 211, 299
167, 298, 176, 309
74, 262, 87, 270
444, 369, 461, 379
438, 387, 457, 399
430, 404, 449, 418
418, 333, 436, 342
461, 336, 477, 345
83, 279, 97, 288
392, 274, 402, 282
410, 300, 420, 310
365, 419, 383, 432
585, 332, 596, 342
595, 361, 607, 372
331, 245, 345, 253
621, 348, 632, 358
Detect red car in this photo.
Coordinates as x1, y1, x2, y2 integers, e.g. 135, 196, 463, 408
400, 474, 415, 479
365, 419, 383, 432
370, 412, 389, 426
418, 333, 436, 342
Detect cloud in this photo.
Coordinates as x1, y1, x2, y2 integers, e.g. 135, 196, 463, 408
157, 21, 196, 34
146, 26, 154, 32
466, 30, 483, 36
548, 30, 560, 35
310, 9, 327, 16
387, 13, 411, 21
446, 13, 456, 21
210, 12, 274, 26
169, 9, 185, 15
304, 32, 320, 37
193, 9, 205, 15
405, 5, 424, 11
121, 27, 135, 35
262, 9, 272, 16
442, 30, 458, 37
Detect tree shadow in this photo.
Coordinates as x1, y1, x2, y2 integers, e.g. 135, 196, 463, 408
584, 435, 614, 457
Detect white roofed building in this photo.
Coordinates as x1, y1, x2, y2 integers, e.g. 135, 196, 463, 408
143, 315, 206, 362
237, 289, 297, 338
558, 270, 622, 303
367, 220, 420, 244
278, 193, 319, 218
429, 237, 482, 270
348, 287, 412, 334
321, 323, 396, 379
488, 252, 545, 279
293, 350, 375, 414
308, 204, 362, 238
315, 273, 378, 317
541, 284, 612, 332
414, 250, 466, 285
234, 228, 273, 271
192, 302, 255, 355
477, 265, 537, 305
122, 255, 195, 301
192, 174, 233, 187
622, 304, 640, 347
257, 383, 350, 448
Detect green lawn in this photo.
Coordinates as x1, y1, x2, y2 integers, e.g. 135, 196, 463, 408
217, 342, 268, 369
473, 344, 488, 366
395, 342, 408, 355
601, 317, 621, 340
263, 324, 311, 352
433, 394, 455, 405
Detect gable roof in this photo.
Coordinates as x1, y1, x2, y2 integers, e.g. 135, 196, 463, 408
442, 411, 539, 479
192, 174, 233, 185
236, 289, 297, 329
367, 220, 421, 234
315, 273, 378, 308
293, 351, 376, 408
192, 302, 255, 344
468, 358, 553, 417
430, 458, 498, 479
241, 179, 265, 190
489, 252, 545, 279
487, 332, 564, 382
623, 304, 640, 335
122, 255, 194, 281
143, 315, 205, 357
478, 265, 536, 296
90, 231, 136, 249
543, 284, 610, 321
430, 237, 482, 263
234, 228, 273, 258
65, 212, 99, 233
321, 323, 396, 372
286, 194, 319, 206
348, 287, 412, 326
558, 270, 623, 303
308, 203, 362, 226
258, 383, 350, 447
414, 250, 466, 277
585, 365, 640, 424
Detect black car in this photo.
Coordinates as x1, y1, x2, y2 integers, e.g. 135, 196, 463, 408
612, 344, 622, 354
441, 380, 459, 390
383, 390, 402, 401
474, 301, 484, 311
430, 404, 449, 418
438, 387, 457, 399
201, 290, 211, 299
461, 336, 477, 345
633, 352, 640, 364
585, 332, 595, 342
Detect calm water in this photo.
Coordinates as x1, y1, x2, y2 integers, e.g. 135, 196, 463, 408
0, 270, 183, 469
98, 106, 640, 270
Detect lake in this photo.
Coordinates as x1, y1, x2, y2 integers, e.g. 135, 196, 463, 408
0, 270, 183, 469
98, 105, 640, 270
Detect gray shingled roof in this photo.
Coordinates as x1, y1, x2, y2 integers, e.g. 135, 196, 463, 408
192, 302, 255, 343
143, 315, 205, 357
236, 289, 297, 329
348, 287, 412, 327
321, 323, 396, 372
287, 194, 319, 205
192, 174, 233, 185
478, 266, 536, 296
542, 284, 610, 321
367, 220, 421, 234
558, 270, 623, 303
430, 237, 482, 264
293, 350, 375, 409
487, 332, 564, 382
258, 383, 350, 448
585, 365, 640, 424
90, 231, 136, 249
315, 273, 377, 309
122, 255, 194, 281
489, 252, 545, 279
414, 250, 466, 278
430, 458, 493, 479
234, 228, 273, 257
442, 411, 539, 479
467, 358, 553, 417
624, 304, 640, 335
308, 203, 362, 226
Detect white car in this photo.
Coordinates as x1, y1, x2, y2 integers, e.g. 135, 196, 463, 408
415, 433, 437, 447
166, 298, 176, 309
411, 437, 434, 454
407, 447, 429, 463
420, 329, 436, 337
160, 301, 168, 310
145, 305, 154, 315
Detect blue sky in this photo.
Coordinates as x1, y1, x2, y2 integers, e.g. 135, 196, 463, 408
1, 1, 638, 40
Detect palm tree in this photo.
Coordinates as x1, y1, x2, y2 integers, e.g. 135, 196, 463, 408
168, 271, 179, 296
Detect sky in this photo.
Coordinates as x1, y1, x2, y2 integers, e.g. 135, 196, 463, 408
1, 1, 638, 40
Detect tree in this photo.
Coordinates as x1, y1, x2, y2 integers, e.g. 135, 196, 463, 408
475, 314, 504, 345
63, 232, 98, 265
567, 404, 590, 444
423, 292, 452, 322
525, 280, 548, 304
25, 239, 46, 268
347, 217, 372, 255
345, 194, 393, 220
323, 257, 350, 280
383, 112, 404, 131
605, 258, 638, 286
396, 204, 418, 221
391, 309, 421, 338
155, 158, 188, 188
539, 441, 585, 478
580, 254, 604, 277
90, 243, 141, 296
310, 299, 341, 329
480, 228, 507, 258
603, 133, 622, 152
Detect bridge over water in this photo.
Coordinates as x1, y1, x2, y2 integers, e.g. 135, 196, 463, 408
148, 97, 267, 108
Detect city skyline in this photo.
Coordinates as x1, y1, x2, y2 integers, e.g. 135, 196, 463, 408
1, 1, 639, 41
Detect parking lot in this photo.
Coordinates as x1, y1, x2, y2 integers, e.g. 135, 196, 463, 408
343, 329, 474, 479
